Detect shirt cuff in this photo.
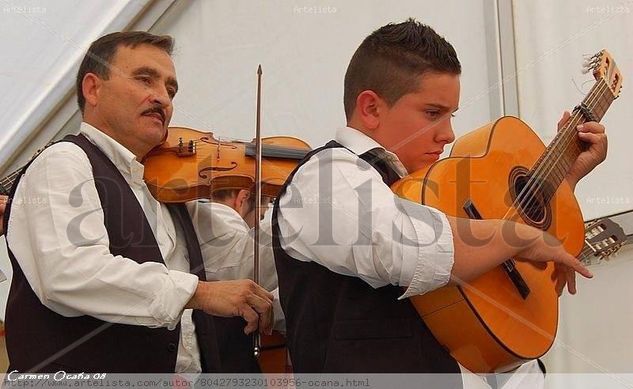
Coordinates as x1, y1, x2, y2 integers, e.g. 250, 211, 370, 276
271, 288, 286, 333
399, 208, 454, 299
147, 270, 199, 330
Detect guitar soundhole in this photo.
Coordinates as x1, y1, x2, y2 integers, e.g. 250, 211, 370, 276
509, 167, 552, 230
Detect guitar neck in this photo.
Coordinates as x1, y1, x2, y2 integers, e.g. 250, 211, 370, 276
530, 79, 615, 202
0, 168, 22, 196
579, 218, 630, 265
579, 240, 599, 264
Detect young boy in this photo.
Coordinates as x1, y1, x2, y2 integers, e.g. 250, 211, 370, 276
271, 18, 606, 385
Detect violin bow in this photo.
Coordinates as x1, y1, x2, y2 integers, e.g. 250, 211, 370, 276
253, 64, 263, 358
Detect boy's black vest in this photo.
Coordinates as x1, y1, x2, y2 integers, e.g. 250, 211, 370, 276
272, 141, 461, 375
3, 134, 222, 373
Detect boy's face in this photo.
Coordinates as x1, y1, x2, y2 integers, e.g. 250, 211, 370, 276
372, 72, 460, 173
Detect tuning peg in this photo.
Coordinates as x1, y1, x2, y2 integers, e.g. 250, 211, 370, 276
582, 58, 600, 73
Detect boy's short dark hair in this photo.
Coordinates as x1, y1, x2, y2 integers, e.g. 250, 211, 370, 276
343, 19, 461, 120
76, 31, 174, 113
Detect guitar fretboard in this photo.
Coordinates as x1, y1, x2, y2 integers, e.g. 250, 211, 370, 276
0, 168, 21, 196
529, 78, 615, 205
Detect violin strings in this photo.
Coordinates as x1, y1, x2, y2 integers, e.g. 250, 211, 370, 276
167, 141, 308, 153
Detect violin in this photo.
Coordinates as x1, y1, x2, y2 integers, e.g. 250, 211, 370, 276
142, 126, 311, 203
143, 125, 305, 373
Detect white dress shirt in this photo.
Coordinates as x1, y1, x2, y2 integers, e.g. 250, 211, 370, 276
276, 127, 543, 387
188, 200, 285, 332
276, 127, 454, 298
6, 122, 257, 372
188, 201, 277, 291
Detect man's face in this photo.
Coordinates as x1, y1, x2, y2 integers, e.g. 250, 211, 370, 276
89, 44, 178, 157
373, 72, 460, 173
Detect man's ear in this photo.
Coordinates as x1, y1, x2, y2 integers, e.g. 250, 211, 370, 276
82, 73, 102, 109
355, 90, 383, 131
235, 189, 251, 218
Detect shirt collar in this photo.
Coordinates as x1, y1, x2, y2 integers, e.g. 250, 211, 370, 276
79, 122, 145, 183
335, 126, 383, 155
335, 126, 409, 177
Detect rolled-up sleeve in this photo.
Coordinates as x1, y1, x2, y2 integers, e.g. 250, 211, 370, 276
277, 148, 454, 298
398, 203, 454, 298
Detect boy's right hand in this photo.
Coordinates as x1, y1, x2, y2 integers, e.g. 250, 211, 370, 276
515, 229, 592, 296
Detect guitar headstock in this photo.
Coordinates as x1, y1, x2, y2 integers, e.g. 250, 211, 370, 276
584, 49, 623, 99
583, 218, 627, 264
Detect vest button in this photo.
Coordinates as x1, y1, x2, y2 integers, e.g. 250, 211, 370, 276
167, 343, 177, 352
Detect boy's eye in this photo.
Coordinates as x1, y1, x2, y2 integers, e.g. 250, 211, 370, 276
426, 110, 441, 119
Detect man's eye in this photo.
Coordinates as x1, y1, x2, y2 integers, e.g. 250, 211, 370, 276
137, 76, 152, 85
167, 88, 176, 99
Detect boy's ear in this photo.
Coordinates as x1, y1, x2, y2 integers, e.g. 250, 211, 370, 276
355, 90, 382, 130
235, 189, 251, 217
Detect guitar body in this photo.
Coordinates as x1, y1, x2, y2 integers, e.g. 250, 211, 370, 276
392, 116, 585, 372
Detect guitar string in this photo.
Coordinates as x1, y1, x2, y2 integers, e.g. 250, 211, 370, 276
508, 86, 606, 244
518, 79, 609, 205
510, 79, 612, 221
522, 78, 611, 201
528, 78, 611, 194
517, 81, 612, 223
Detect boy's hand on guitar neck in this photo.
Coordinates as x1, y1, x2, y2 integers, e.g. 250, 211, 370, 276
557, 111, 608, 190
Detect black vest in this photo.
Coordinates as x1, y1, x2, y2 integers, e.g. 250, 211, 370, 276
3, 134, 222, 373
272, 141, 461, 377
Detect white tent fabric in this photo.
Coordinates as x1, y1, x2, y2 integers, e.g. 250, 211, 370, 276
513, 0, 633, 375
513, 0, 633, 220
154, 0, 501, 149
0, 0, 152, 171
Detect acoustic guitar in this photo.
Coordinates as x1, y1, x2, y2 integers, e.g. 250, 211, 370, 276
392, 50, 622, 372
0, 168, 21, 196
580, 218, 627, 266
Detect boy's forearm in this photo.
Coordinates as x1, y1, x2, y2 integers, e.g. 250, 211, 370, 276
446, 217, 540, 284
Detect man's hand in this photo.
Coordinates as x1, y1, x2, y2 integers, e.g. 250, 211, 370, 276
557, 111, 608, 189
186, 279, 274, 335
0, 195, 7, 235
